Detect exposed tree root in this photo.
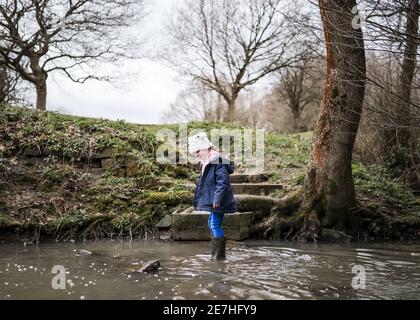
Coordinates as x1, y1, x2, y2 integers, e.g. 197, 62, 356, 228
251, 186, 420, 242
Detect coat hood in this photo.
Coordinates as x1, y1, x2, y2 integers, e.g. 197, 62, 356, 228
200, 155, 235, 175
217, 156, 235, 175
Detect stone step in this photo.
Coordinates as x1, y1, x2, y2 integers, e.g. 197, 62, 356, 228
231, 183, 282, 196
156, 194, 278, 228
229, 173, 268, 184
171, 210, 254, 241
235, 194, 278, 216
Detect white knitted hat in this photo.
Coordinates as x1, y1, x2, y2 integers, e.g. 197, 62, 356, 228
188, 132, 214, 155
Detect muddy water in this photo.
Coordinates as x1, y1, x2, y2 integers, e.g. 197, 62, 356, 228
0, 240, 419, 300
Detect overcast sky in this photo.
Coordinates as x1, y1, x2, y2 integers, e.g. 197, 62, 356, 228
44, 0, 184, 125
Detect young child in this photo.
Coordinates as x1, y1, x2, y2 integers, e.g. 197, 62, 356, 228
188, 132, 237, 260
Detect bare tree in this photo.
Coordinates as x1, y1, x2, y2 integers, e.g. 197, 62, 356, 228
163, 0, 305, 122
361, 0, 420, 135
234, 88, 266, 129
0, 58, 9, 104
301, 0, 366, 233
273, 57, 324, 132
162, 83, 225, 123
298, 0, 420, 133
396, 0, 419, 147
0, 54, 18, 104
354, 0, 420, 188
355, 54, 399, 163
0, 0, 147, 111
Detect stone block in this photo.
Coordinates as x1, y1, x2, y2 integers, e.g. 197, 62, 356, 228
232, 183, 283, 196
171, 210, 254, 241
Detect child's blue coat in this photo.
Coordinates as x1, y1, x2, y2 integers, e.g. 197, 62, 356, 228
193, 156, 237, 214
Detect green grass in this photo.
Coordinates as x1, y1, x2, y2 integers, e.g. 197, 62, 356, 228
0, 106, 157, 164
352, 162, 417, 208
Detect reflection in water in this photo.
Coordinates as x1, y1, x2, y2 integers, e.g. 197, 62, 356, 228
0, 240, 419, 300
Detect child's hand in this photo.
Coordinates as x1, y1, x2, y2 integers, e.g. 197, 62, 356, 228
213, 203, 220, 208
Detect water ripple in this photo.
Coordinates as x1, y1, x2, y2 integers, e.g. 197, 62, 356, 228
0, 240, 420, 299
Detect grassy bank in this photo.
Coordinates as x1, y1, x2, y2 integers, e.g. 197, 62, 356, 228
0, 105, 419, 242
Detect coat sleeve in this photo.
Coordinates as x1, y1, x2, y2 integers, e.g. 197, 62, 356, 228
193, 176, 200, 208
193, 187, 198, 209
213, 164, 228, 206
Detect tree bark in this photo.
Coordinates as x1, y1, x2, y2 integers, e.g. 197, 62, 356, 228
396, 0, 419, 146
0, 65, 6, 103
35, 80, 47, 111
215, 94, 223, 121
226, 99, 236, 122
30, 54, 48, 111
292, 108, 301, 132
302, 0, 366, 233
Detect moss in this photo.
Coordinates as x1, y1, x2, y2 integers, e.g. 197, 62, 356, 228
93, 194, 128, 211
0, 212, 14, 228
235, 195, 276, 217
145, 191, 193, 205
281, 189, 304, 214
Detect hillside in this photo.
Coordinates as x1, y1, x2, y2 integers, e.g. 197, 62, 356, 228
0, 106, 419, 242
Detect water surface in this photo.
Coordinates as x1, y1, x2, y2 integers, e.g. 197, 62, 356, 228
0, 240, 419, 299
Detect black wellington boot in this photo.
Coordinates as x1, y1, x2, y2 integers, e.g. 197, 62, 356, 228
211, 237, 217, 259
211, 237, 226, 260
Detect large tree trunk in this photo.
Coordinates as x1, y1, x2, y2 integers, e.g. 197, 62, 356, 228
35, 80, 47, 111
30, 56, 48, 111
0, 65, 6, 103
292, 107, 301, 132
215, 94, 223, 121
301, 0, 366, 233
226, 99, 236, 122
396, 0, 419, 146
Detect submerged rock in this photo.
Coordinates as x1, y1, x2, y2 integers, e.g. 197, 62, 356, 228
140, 260, 161, 273
128, 260, 161, 273
79, 249, 95, 256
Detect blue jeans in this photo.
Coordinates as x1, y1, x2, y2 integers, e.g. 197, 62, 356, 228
208, 212, 225, 238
